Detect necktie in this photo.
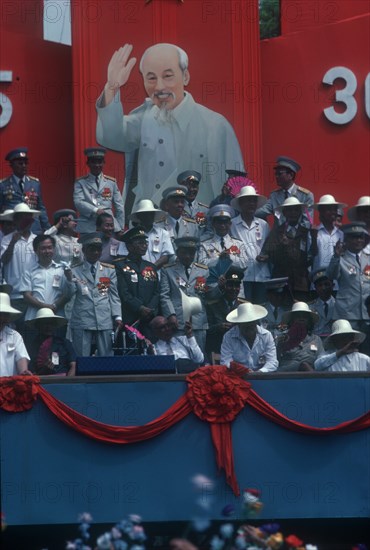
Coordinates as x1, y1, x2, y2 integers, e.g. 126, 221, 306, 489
91, 264, 96, 277
19, 179, 24, 193
166, 341, 173, 355
323, 302, 328, 318
273, 306, 278, 321
284, 190, 289, 199
175, 221, 180, 235
185, 267, 190, 279
356, 254, 361, 266
220, 237, 225, 249
95, 176, 100, 189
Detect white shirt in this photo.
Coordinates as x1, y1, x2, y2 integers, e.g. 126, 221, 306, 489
314, 351, 370, 372
230, 216, 271, 281
0, 232, 37, 299
155, 335, 204, 364
19, 261, 73, 320
44, 227, 83, 266
0, 326, 30, 376
313, 224, 343, 272
221, 325, 278, 372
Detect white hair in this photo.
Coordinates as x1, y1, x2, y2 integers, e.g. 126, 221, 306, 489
139, 43, 189, 73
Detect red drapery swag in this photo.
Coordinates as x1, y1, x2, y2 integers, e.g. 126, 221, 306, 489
1, 363, 370, 496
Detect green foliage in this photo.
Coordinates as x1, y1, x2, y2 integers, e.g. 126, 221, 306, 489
259, 0, 281, 40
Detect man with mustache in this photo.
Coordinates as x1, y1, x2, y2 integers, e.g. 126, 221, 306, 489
96, 43, 244, 216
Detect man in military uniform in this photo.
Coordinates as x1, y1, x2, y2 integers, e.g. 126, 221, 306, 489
205, 265, 246, 355
177, 170, 209, 234
73, 147, 125, 235
309, 269, 336, 339
114, 227, 160, 336
126, 199, 175, 273
160, 236, 208, 351
258, 197, 317, 300
198, 205, 248, 273
261, 277, 291, 341
0, 148, 50, 234
256, 156, 314, 228
327, 222, 370, 330
155, 186, 199, 242
70, 233, 122, 356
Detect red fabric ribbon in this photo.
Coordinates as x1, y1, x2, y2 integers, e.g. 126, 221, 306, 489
1, 366, 370, 496
0, 376, 40, 412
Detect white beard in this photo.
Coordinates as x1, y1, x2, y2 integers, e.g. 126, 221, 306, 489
152, 92, 176, 125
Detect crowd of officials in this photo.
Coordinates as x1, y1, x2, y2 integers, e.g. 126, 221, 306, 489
0, 147, 369, 376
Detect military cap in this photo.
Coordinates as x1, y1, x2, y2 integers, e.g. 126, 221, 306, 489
121, 226, 148, 243
162, 186, 187, 200
225, 265, 244, 283
177, 170, 202, 185
225, 169, 248, 178
84, 147, 106, 158
208, 204, 234, 219
264, 277, 289, 291
274, 156, 301, 173
342, 222, 369, 236
174, 237, 200, 249
53, 209, 78, 224
5, 148, 28, 162
78, 232, 103, 247
311, 269, 331, 285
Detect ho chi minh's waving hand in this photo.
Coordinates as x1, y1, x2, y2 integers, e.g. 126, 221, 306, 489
103, 44, 137, 105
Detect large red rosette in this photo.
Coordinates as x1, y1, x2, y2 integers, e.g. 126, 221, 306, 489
186, 362, 251, 496
0, 376, 40, 412
186, 362, 251, 423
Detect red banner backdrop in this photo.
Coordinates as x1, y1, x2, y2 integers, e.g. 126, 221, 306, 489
1, 364, 370, 497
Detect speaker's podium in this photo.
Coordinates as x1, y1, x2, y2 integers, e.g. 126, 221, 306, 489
76, 355, 176, 376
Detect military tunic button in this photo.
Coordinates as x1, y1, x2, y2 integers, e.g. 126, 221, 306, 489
155, 184, 160, 189
159, 161, 164, 167
158, 139, 164, 144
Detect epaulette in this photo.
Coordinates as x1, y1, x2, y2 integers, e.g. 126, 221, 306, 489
112, 256, 128, 263
163, 262, 177, 269
194, 262, 208, 269
104, 175, 116, 182
101, 262, 115, 269
297, 185, 311, 194
183, 217, 197, 223
237, 298, 249, 304
75, 175, 88, 181
29, 176, 40, 181
198, 202, 209, 208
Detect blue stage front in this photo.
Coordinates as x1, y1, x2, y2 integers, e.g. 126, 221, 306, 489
1, 373, 369, 526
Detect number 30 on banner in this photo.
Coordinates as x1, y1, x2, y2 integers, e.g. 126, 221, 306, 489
323, 66, 370, 125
